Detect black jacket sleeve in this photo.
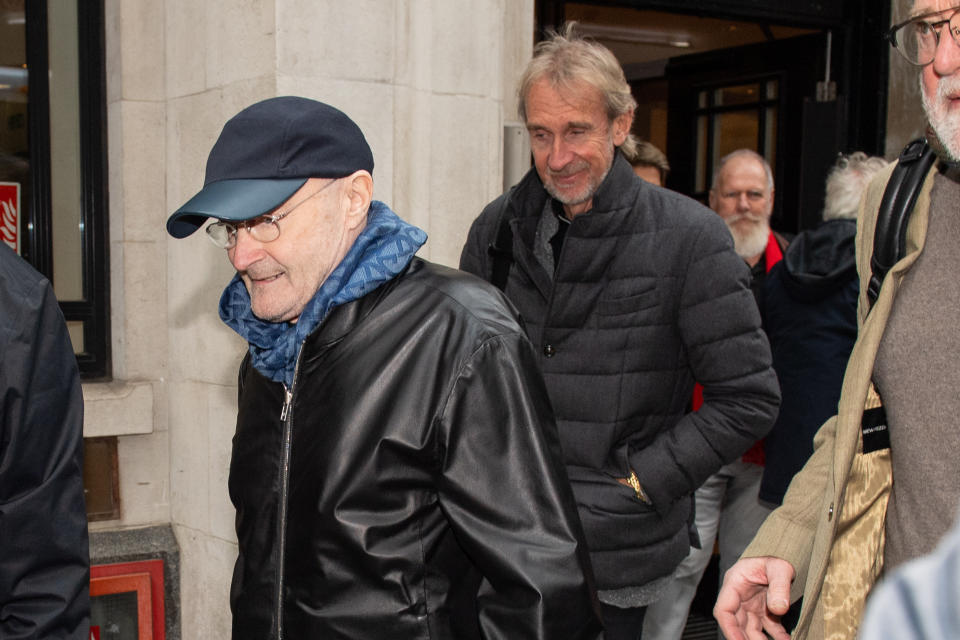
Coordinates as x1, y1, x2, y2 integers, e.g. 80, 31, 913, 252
0, 248, 90, 639
437, 333, 602, 640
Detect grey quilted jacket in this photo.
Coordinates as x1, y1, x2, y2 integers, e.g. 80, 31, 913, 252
460, 154, 780, 590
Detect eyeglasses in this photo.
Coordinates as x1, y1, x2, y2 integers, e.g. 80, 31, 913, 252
205, 180, 336, 249
718, 190, 766, 203
888, 7, 960, 66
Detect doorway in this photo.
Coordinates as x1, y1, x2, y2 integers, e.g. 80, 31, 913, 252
536, 1, 890, 234
666, 32, 835, 233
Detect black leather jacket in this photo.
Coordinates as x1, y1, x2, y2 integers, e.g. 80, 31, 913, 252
228, 258, 601, 639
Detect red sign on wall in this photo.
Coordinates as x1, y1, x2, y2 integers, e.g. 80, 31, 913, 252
0, 182, 19, 254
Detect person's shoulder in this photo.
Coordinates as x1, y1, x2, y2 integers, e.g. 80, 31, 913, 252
395, 258, 525, 335
399, 258, 511, 308
0, 244, 48, 303
0, 245, 55, 349
862, 161, 899, 212
464, 190, 515, 253
479, 190, 511, 219
629, 180, 717, 223
475, 168, 544, 225
631, 185, 733, 248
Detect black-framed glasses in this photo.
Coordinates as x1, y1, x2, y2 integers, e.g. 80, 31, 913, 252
888, 7, 960, 66
205, 179, 336, 249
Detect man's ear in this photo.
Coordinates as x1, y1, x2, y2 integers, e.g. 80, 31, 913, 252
708, 189, 718, 212
612, 109, 634, 147
343, 170, 373, 230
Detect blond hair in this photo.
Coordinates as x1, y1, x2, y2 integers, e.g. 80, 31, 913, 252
518, 23, 637, 157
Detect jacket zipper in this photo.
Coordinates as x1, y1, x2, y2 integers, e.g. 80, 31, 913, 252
274, 356, 301, 640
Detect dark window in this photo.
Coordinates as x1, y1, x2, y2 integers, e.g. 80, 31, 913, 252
1, 1, 109, 378
692, 78, 779, 200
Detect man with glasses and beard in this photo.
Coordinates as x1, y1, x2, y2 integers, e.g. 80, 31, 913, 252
715, 3, 960, 639
709, 150, 788, 288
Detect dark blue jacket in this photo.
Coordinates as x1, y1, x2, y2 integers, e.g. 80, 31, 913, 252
0, 243, 90, 639
760, 218, 859, 505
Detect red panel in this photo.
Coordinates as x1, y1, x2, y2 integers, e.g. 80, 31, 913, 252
91, 559, 166, 640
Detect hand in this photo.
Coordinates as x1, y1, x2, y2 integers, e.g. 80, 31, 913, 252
714, 556, 795, 640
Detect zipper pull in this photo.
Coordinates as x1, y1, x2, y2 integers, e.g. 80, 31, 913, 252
280, 386, 293, 422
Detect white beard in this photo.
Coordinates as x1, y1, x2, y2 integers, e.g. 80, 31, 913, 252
725, 214, 770, 262
921, 73, 960, 162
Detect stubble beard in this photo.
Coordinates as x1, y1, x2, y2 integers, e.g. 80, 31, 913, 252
543, 161, 610, 208
542, 133, 617, 208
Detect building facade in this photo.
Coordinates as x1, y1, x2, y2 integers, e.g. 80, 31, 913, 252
0, 1, 923, 638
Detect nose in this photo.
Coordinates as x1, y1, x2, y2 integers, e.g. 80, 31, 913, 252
736, 193, 751, 211
547, 137, 574, 172
227, 229, 266, 272
932, 20, 960, 77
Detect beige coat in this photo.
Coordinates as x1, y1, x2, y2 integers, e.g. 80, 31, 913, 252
742, 159, 939, 640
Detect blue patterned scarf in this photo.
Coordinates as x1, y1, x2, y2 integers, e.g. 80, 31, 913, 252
219, 201, 427, 387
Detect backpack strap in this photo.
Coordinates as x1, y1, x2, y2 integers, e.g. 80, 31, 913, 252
487, 189, 515, 291
867, 138, 936, 309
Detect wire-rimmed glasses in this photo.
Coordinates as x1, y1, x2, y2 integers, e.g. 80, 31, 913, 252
205, 179, 336, 249
888, 8, 960, 66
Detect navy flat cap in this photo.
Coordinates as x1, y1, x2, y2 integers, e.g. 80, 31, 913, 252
167, 96, 374, 238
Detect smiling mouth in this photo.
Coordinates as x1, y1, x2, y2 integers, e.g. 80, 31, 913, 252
551, 172, 583, 186
246, 272, 283, 285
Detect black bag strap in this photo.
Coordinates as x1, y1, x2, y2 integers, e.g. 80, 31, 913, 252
867, 138, 936, 309
487, 189, 515, 291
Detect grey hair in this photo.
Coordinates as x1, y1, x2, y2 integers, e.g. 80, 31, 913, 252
822, 152, 890, 221
518, 22, 638, 157
711, 149, 774, 192
621, 135, 670, 181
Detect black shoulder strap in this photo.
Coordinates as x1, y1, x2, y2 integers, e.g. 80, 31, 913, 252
488, 190, 515, 291
867, 138, 936, 309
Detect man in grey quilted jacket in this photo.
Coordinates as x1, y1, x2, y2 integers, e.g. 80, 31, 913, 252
459, 24, 780, 640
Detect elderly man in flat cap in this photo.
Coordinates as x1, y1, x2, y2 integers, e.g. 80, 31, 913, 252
167, 96, 601, 640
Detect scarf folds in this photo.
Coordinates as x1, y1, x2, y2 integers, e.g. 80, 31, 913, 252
219, 201, 428, 386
